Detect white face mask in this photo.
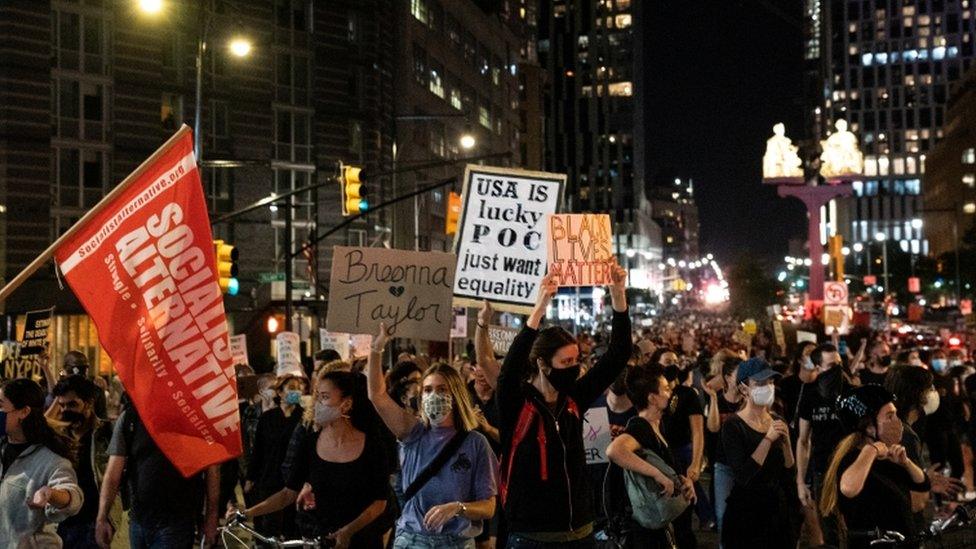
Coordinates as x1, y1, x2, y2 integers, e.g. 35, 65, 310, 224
314, 402, 343, 425
259, 388, 275, 401
922, 389, 940, 416
422, 392, 453, 425
750, 385, 776, 407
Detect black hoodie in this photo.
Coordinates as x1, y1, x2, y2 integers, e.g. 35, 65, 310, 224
497, 310, 632, 536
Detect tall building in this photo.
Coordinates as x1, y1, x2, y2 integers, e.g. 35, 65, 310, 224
0, 0, 396, 371
536, 0, 661, 292
395, 0, 532, 253
805, 1, 976, 250
650, 177, 700, 262
923, 62, 976, 256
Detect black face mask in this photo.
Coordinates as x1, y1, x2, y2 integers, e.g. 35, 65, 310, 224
610, 375, 627, 396
406, 395, 419, 412
816, 367, 843, 399
61, 411, 87, 425
545, 365, 581, 393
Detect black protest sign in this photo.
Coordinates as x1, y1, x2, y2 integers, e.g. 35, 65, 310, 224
453, 165, 565, 314
20, 307, 54, 356
326, 246, 457, 341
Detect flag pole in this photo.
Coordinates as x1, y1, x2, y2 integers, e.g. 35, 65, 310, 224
0, 125, 193, 305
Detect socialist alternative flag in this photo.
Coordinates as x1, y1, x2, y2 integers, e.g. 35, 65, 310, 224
53, 127, 241, 477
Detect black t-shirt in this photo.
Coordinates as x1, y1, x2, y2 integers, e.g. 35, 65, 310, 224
624, 416, 676, 470
592, 393, 638, 439
663, 385, 703, 449
838, 447, 929, 548
713, 393, 741, 465
857, 370, 887, 387
777, 374, 802, 426
286, 430, 389, 538
797, 380, 850, 476
108, 409, 205, 523
60, 434, 98, 526
468, 382, 501, 455
248, 406, 303, 491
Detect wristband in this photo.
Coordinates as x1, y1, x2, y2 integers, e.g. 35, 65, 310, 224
477, 322, 487, 329
455, 501, 467, 517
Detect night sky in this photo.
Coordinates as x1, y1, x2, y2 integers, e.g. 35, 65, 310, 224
648, 2, 808, 263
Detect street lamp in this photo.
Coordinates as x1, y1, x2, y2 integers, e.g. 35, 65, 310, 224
874, 231, 889, 295
136, 0, 252, 161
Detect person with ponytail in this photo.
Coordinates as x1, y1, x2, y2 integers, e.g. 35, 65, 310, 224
498, 265, 630, 548
819, 385, 929, 549
719, 358, 800, 549
366, 323, 498, 549
0, 378, 83, 547
232, 370, 391, 548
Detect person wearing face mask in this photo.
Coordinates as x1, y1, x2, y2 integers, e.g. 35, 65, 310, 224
49, 376, 113, 548
232, 370, 391, 548
921, 365, 966, 482
794, 343, 850, 546
387, 361, 423, 414
0, 378, 83, 548
245, 373, 307, 541
702, 356, 741, 542
496, 265, 630, 548
605, 364, 695, 548
366, 324, 498, 549
819, 385, 929, 549
719, 358, 800, 549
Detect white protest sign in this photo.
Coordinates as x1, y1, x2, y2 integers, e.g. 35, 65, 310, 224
229, 334, 249, 366
450, 307, 468, 338
453, 165, 565, 314
796, 330, 818, 344
488, 325, 519, 356
318, 329, 350, 361
547, 213, 615, 286
349, 334, 373, 358
583, 406, 612, 464
275, 331, 303, 377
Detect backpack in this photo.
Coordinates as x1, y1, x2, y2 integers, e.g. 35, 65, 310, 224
622, 448, 690, 530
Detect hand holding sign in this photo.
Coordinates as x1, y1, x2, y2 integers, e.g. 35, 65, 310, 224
478, 300, 494, 327
528, 271, 559, 329
608, 261, 628, 312
372, 322, 390, 353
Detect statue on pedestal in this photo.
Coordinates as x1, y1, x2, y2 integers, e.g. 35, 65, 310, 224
762, 123, 804, 182
819, 119, 863, 180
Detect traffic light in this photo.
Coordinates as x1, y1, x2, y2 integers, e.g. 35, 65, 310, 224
339, 163, 368, 215
828, 234, 844, 281
214, 239, 239, 296
446, 191, 462, 235
266, 313, 284, 334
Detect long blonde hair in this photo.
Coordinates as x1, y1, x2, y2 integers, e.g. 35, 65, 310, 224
819, 431, 867, 535
422, 363, 480, 432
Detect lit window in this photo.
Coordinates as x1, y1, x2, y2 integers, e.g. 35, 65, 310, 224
449, 87, 461, 110
410, 0, 428, 24
615, 14, 632, 28
864, 155, 878, 177
894, 157, 905, 175
965, 203, 976, 214
607, 81, 633, 96
479, 104, 490, 128
861, 53, 873, 66
964, 173, 976, 187
429, 66, 444, 98
964, 148, 975, 164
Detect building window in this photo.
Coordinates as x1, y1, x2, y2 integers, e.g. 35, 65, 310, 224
965, 202, 976, 214
161, 93, 183, 131
429, 61, 444, 98
350, 121, 363, 162
607, 81, 633, 96
275, 52, 310, 105
275, 0, 308, 31
449, 83, 462, 110
964, 148, 976, 164
478, 103, 490, 129
202, 168, 233, 213
615, 14, 632, 28
274, 108, 312, 163
211, 100, 229, 138
964, 173, 976, 188
413, 45, 428, 87
410, 0, 428, 24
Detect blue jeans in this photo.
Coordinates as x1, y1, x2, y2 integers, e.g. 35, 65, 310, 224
129, 516, 196, 549
394, 531, 475, 549
713, 462, 735, 544
506, 533, 595, 548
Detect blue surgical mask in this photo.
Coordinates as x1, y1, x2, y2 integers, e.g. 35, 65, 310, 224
284, 390, 302, 406
932, 359, 948, 372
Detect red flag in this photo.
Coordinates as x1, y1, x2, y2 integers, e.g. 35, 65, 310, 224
53, 129, 240, 477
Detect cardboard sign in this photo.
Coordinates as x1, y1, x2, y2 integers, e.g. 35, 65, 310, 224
583, 406, 612, 465
797, 330, 817, 344
452, 165, 566, 313
350, 334, 373, 358
327, 246, 457, 341
773, 320, 786, 352
824, 281, 849, 306
547, 213, 614, 287
961, 299, 973, 316
19, 307, 54, 356
1, 342, 42, 380
824, 305, 850, 335
450, 307, 468, 339
229, 334, 249, 366
743, 318, 757, 336
275, 332, 303, 377
488, 325, 519, 356
318, 329, 350, 361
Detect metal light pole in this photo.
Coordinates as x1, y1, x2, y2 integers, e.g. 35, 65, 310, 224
875, 232, 889, 294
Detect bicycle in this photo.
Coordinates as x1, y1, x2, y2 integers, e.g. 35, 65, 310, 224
847, 500, 976, 548
215, 510, 327, 548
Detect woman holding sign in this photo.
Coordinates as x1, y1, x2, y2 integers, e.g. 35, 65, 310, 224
497, 264, 630, 548
366, 323, 499, 549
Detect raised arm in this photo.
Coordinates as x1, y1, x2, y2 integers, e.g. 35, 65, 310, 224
365, 323, 420, 440
575, 263, 631, 406
607, 433, 676, 494
475, 300, 501, 390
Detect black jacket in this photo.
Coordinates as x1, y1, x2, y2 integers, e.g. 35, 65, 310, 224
497, 309, 631, 535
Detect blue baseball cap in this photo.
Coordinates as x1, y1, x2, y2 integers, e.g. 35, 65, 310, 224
735, 358, 781, 385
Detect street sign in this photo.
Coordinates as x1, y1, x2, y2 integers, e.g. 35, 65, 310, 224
259, 272, 285, 283
824, 281, 848, 306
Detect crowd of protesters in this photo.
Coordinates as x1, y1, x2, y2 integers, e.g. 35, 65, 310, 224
3, 267, 976, 548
